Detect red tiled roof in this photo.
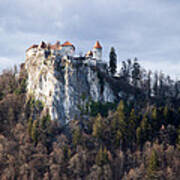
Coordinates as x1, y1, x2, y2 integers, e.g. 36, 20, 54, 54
51, 41, 61, 50
26, 44, 38, 52
62, 41, 73, 46
93, 41, 102, 49
26, 40, 76, 52
62, 41, 75, 50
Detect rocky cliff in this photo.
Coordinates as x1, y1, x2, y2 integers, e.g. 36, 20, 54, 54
24, 48, 128, 124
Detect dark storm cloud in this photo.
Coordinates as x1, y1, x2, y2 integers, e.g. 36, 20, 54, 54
0, 0, 180, 77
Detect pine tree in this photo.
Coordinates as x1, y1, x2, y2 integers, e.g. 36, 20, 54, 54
40, 114, 51, 130
136, 114, 152, 146
116, 101, 126, 130
152, 107, 157, 120
120, 59, 132, 83
92, 113, 103, 138
116, 100, 125, 119
132, 58, 141, 88
148, 150, 158, 170
136, 127, 142, 145
140, 114, 152, 142
128, 109, 136, 144
147, 149, 158, 179
72, 126, 81, 146
163, 105, 171, 125
111, 101, 126, 147
115, 130, 122, 147
151, 107, 160, 133
147, 70, 152, 99
28, 117, 33, 136
159, 72, 165, 97
31, 120, 39, 144
114, 101, 127, 145
109, 47, 117, 76
95, 146, 108, 166
153, 72, 159, 97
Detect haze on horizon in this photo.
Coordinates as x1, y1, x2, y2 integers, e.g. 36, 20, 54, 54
0, 0, 180, 79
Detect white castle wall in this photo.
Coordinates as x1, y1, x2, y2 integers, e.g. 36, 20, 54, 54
61, 46, 75, 57
92, 48, 102, 60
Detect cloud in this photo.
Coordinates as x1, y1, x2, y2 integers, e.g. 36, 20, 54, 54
0, 0, 180, 78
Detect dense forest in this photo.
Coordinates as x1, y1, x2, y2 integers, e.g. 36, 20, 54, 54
0, 59, 180, 180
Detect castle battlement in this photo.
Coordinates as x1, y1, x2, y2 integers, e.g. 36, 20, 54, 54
26, 40, 103, 62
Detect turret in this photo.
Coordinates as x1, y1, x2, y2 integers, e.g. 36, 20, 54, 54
92, 41, 102, 60
61, 41, 75, 57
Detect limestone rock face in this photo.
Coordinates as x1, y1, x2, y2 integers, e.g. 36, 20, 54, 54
25, 49, 117, 124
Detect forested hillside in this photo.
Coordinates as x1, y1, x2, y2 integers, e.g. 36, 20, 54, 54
0, 60, 180, 179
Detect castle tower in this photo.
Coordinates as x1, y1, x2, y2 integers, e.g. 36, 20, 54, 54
61, 41, 75, 56
92, 41, 102, 60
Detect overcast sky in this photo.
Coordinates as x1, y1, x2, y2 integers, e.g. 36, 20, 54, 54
0, 0, 180, 79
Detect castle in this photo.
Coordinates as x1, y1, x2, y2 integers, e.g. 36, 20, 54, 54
26, 40, 103, 61
25, 40, 116, 123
